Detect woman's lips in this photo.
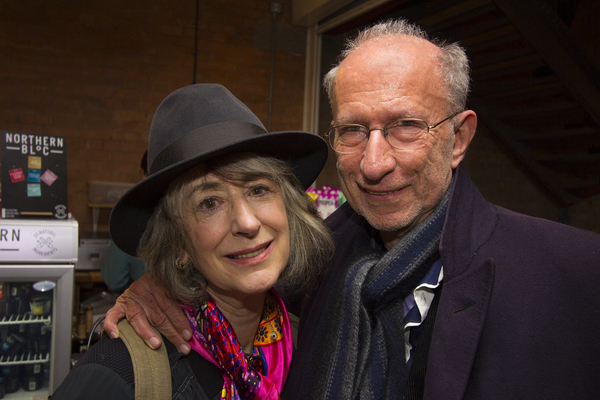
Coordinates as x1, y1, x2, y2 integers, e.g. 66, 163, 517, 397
226, 242, 271, 259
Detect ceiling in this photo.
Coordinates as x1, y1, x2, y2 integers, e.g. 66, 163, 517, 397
322, 0, 600, 207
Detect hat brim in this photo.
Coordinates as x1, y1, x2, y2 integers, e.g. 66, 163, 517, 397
109, 131, 328, 256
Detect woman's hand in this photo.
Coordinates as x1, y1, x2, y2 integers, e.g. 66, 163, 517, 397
103, 273, 192, 354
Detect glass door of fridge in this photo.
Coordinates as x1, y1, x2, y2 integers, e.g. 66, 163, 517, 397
0, 281, 52, 397
0, 267, 73, 399
0, 219, 77, 398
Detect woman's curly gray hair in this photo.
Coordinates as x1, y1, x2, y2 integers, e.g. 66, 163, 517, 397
137, 153, 334, 307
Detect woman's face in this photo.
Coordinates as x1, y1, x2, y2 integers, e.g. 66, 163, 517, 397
180, 171, 290, 302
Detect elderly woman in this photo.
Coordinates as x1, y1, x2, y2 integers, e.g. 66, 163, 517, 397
51, 84, 333, 400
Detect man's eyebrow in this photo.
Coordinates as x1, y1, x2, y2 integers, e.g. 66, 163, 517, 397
336, 112, 422, 126
334, 119, 362, 126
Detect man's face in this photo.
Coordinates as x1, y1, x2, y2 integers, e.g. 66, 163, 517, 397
333, 35, 458, 248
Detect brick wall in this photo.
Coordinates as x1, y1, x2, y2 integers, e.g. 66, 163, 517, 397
0, 0, 306, 233
1, 1, 598, 236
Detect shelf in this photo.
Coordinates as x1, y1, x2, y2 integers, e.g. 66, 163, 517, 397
87, 203, 115, 208
0, 313, 51, 326
88, 202, 116, 233
1, 384, 49, 400
75, 271, 104, 283
0, 351, 49, 365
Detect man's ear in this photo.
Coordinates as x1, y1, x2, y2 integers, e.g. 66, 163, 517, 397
452, 110, 477, 168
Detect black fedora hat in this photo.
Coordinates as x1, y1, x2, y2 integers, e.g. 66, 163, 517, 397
110, 83, 328, 256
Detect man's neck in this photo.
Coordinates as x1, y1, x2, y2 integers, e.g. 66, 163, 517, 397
379, 216, 429, 250
379, 229, 407, 251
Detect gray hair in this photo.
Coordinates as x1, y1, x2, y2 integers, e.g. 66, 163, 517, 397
323, 19, 470, 114
137, 153, 334, 307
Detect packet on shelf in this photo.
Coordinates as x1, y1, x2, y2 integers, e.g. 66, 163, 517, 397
306, 185, 346, 219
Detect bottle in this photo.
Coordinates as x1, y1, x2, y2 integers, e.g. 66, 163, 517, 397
75, 306, 88, 354
84, 304, 94, 334
1, 365, 20, 394
22, 363, 43, 391
0, 283, 10, 319
30, 285, 52, 317
9, 285, 22, 316
39, 324, 51, 355
0, 375, 5, 399
0, 332, 25, 357
25, 323, 40, 355
14, 283, 32, 315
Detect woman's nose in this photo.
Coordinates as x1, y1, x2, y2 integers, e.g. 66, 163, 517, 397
230, 199, 261, 236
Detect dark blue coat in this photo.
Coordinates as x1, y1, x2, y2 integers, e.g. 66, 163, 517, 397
429, 165, 600, 399
290, 165, 600, 399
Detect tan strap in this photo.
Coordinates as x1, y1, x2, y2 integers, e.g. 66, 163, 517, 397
288, 312, 299, 348
117, 320, 171, 400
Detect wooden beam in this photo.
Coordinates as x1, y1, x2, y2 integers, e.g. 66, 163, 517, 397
493, 0, 600, 125
473, 100, 580, 205
417, 0, 493, 26
518, 127, 598, 141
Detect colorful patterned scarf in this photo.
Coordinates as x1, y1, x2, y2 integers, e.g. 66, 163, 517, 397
182, 289, 293, 400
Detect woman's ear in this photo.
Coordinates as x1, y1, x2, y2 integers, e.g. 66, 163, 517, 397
179, 250, 190, 264
176, 250, 191, 271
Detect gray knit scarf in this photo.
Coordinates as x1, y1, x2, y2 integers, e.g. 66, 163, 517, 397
298, 183, 452, 400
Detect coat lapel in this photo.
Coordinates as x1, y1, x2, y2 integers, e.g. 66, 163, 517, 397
423, 166, 498, 399
424, 258, 495, 400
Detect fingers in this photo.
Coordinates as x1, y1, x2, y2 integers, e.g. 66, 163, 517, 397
103, 274, 191, 355
133, 275, 192, 354
145, 287, 193, 354
103, 299, 126, 339
104, 286, 161, 349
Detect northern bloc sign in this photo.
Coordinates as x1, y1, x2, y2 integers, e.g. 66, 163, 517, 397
1, 130, 68, 219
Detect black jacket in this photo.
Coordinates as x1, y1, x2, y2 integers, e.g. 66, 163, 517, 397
51, 334, 223, 400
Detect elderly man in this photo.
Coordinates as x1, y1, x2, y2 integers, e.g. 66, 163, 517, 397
104, 19, 600, 399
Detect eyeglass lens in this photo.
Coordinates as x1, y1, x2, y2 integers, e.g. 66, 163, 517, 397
328, 119, 430, 154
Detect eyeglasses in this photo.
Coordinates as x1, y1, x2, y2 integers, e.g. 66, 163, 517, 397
325, 111, 461, 154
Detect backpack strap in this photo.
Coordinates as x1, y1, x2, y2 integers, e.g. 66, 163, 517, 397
118, 319, 171, 400
288, 312, 299, 348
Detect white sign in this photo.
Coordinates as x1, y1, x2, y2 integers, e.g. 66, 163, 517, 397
0, 219, 78, 263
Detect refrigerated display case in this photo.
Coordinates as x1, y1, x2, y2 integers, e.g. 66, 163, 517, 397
0, 218, 77, 399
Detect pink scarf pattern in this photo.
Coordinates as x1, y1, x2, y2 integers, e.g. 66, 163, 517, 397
181, 289, 293, 400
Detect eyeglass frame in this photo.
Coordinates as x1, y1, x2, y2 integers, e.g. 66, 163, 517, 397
325, 111, 462, 154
